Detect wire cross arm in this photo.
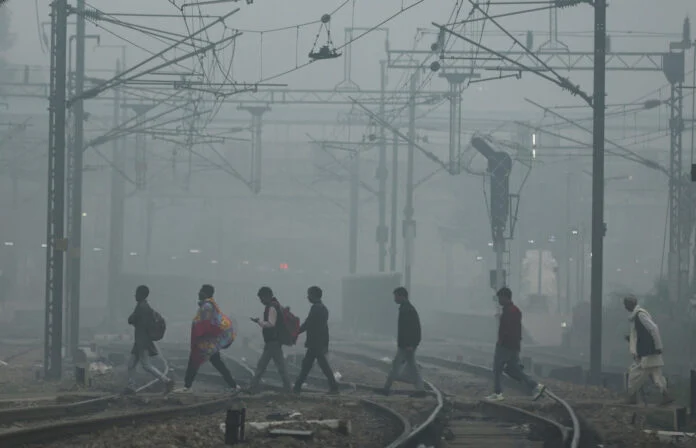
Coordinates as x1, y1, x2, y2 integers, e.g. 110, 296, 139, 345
348, 96, 451, 173
71, 33, 240, 105
432, 22, 592, 106
180, 0, 241, 10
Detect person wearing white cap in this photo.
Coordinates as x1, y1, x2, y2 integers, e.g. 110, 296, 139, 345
623, 295, 673, 405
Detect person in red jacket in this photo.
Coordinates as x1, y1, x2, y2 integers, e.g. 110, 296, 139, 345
486, 287, 546, 401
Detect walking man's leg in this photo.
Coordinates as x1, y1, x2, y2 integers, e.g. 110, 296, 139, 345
502, 350, 545, 399
209, 352, 238, 389
489, 346, 506, 398
269, 342, 292, 391
249, 344, 273, 390
646, 366, 674, 405
139, 354, 173, 392
315, 352, 339, 392
383, 349, 406, 392
293, 349, 317, 392
626, 362, 648, 403
126, 353, 139, 391
183, 354, 200, 389
404, 349, 424, 391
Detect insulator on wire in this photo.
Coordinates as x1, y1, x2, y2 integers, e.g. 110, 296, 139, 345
83, 7, 102, 20
554, 0, 585, 8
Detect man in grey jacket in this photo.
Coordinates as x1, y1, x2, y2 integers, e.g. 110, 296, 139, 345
623, 295, 673, 405
124, 285, 173, 394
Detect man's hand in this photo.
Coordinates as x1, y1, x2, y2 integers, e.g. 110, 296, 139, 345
624, 335, 630, 342
250, 317, 260, 324
655, 349, 662, 355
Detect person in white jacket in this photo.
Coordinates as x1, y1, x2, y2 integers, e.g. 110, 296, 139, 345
623, 295, 673, 405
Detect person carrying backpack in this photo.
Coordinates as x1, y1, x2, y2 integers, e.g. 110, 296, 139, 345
124, 285, 174, 394
247, 286, 292, 393
174, 284, 239, 393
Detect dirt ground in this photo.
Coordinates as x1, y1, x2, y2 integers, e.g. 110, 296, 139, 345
41, 394, 404, 448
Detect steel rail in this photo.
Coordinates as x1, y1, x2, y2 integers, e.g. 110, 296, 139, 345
215, 348, 428, 448
0, 396, 235, 447
335, 344, 580, 447
0, 348, 409, 446
196, 354, 415, 448
0, 342, 170, 427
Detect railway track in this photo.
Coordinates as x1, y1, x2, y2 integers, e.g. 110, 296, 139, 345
0, 341, 441, 447
234, 341, 579, 447
171, 346, 446, 447
330, 341, 581, 448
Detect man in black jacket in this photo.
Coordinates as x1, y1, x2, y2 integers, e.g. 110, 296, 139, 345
379, 287, 425, 396
125, 285, 173, 394
248, 286, 292, 392
293, 286, 339, 394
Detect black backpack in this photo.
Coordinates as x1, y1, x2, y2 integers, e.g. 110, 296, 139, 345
148, 309, 167, 342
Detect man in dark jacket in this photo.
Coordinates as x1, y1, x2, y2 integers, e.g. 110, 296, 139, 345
293, 286, 339, 394
487, 287, 545, 401
247, 286, 291, 392
125, 285, 173, 394
379, 287, 425, 396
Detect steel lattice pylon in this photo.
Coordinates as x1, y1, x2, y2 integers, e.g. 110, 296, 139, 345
663, 50, 687, 304
44, 0, 68, 380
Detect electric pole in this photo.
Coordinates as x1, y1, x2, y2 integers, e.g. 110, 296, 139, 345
589, 0, 607, 385
665, 21, 691, 306
376, 61, 388, 272
565, 158, 572, 314
107, 59, 125, 327
66, 0, 86, 359
390, 131, 399, 272
403, 71, 418, 291
45, 0, 69, 380
349, 144, 360, 274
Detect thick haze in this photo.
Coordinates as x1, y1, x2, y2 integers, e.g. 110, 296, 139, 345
0, 0, 695, 343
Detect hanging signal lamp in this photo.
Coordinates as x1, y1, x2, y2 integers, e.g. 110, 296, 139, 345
308, 14, 342, 61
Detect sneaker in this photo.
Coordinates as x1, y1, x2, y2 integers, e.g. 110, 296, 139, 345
173, 387, 192, 394
485, 393, 504, 401
532, 384, 546, 401
228, 385, 242, 395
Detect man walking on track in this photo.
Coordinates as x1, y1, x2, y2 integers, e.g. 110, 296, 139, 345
293, 286, 339, 394
379, 287, 426, 397
124, 285, 173, 394
247, 286, 292, 392
486, 287, 545, 401
174, 284, 239, 393
623, 295, 673, 405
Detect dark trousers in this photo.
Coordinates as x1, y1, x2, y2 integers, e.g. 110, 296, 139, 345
184, 352, 237, 389
493, 345, 537, 394
294, 348, 338, 392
